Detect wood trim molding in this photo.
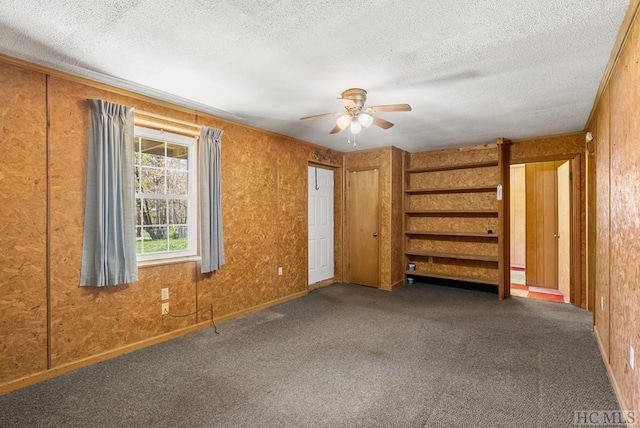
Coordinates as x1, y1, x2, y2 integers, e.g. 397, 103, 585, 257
510, 131, 585, 144
594, 328, 631, 412
584, 0, 640, 130
497, 138, 511, 300
0, 290, 308, 396
308, 278, 337, 291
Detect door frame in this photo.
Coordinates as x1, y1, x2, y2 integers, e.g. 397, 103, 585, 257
307, 165, 335, 288
345, 166, 382, 287
505, 154, 581, 306
307, 161, 341, 289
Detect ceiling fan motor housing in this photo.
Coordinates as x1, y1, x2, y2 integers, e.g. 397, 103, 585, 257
341, 88, 367, 110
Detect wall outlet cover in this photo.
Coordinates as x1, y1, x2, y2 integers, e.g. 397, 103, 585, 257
162, 302, 169, 315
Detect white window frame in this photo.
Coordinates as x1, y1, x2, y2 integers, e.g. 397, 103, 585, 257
134, 126, 198, 263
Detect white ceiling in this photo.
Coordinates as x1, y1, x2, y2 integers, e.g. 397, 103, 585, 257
0, 0, 629, 152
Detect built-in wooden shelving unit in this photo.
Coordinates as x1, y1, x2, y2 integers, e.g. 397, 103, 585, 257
403, 143, 507, 295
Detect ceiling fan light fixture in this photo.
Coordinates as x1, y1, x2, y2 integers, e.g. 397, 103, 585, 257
350, 119, 362, 134
336, 114, 352, 129
358, 113, 373, 128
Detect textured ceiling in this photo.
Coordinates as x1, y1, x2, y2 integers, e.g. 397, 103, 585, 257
0, 0, 629, 152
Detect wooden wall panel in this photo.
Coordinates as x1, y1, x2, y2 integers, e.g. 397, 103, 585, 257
510, 133, 584, 163
407, 237, 498, 256
408, 192, 498, 211
608, 16, 640, 414
594, 87, 611, 359
0, 63, 48, 382
409, 259, 498, 282
409, 143, 498, 169
407, 216, 499, 233
409, 167, 499, 189
47, 77, 202, 366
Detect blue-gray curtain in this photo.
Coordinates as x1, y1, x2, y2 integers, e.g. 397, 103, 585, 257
200, 126, 225, 273
80, 99, 138, 287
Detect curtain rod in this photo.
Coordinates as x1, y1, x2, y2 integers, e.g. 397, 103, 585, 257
134, 110, 202, 130
134, 118, 200, 138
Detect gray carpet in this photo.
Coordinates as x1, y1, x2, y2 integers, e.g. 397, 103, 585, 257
0, 283, 620, 428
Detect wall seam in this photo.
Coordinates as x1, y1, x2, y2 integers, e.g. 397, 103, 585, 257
45, 74, 52, 369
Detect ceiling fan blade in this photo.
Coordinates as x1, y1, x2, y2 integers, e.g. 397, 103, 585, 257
366, 104, 412, 113
329, 123, 345, 134
373, 116, 394, 129
300, 112, 341, 120
338, 98, 357, 109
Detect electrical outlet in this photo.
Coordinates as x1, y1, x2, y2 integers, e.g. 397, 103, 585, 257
161, 288, 169, 301
601, 296, 604, 311
278, 266, 283, 276
162, 302, 169, 315
631, 345, 635, 371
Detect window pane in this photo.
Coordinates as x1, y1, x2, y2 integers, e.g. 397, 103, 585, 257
140, 138, 165, 167
135, 199, 142, 226
169, 226, 188, 251
142, 226, 168, 253
140, 167, 165, 194
141, 199, 167, 225
167, 170, 188, 195
166, 143, 189, 170
168, 199, 188, 224
134, 166, 141, 193
133, 137, 141, 165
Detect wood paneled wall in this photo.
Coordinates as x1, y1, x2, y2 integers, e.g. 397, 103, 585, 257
0, 65, 48, 381
344, 147, 404, 290
586, 5, 640, 415
0, 59, 343, 390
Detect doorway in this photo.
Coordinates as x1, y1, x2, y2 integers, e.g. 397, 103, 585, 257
509, 160, 571, 303
347, 169, 380, 287
308, 166, 335, 286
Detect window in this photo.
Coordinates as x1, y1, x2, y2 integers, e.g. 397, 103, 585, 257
134, 127, 197, 262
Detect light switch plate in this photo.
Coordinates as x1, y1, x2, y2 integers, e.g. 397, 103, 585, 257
161, 288, 169, 301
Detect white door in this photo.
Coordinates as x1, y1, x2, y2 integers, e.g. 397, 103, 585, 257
557, 161, 571, 302
308, 166, 334, 285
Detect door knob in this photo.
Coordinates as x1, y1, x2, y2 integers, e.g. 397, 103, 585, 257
373, 232, 378, 237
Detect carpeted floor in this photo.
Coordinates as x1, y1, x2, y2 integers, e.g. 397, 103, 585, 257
0, 282, 620, 428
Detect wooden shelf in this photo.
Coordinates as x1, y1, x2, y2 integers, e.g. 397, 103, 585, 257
405, 185, 497, 194
404, 250, 498, 263
405, 160, 499, 174
405, 210, 499, 216
404, 230, 499, 238
405, 270, 499, 286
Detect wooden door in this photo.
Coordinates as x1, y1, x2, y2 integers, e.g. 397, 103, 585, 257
525, 161, 560, 289
308, 166, 334, 285
348, 169, 379, 287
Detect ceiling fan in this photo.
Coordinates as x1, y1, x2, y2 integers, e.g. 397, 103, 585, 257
300, 88, 412, 135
